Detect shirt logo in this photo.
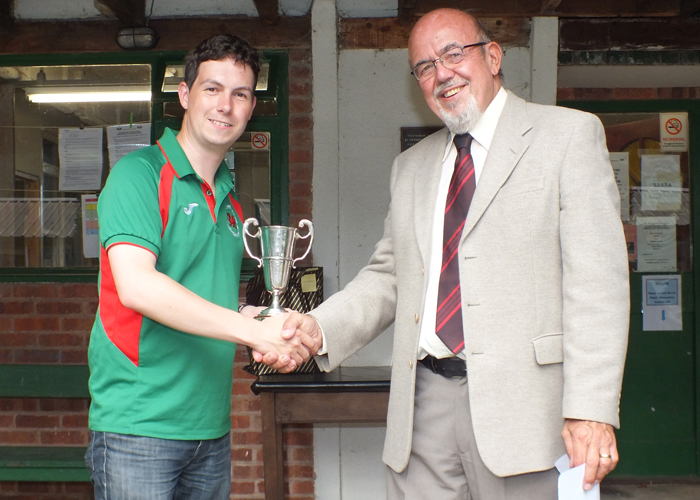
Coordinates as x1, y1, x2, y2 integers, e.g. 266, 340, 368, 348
183, 203, 199, 215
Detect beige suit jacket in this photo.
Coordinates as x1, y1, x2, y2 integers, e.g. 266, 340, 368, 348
313, 91, 630, 477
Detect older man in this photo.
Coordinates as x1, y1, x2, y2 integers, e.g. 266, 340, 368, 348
276, 8, 629, 499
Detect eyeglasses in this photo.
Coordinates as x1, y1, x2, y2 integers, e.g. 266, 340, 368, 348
411, 42, 489, 82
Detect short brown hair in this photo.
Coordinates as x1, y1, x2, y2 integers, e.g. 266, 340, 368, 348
184, 34, 261, 90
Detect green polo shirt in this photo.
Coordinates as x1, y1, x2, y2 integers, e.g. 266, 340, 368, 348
87, 128, 244, 440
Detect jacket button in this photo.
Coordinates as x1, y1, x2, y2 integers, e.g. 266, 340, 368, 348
409, 361, 413, 369
414, 313, 419, 323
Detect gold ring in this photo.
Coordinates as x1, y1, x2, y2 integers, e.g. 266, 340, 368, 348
599, 453, 612, 459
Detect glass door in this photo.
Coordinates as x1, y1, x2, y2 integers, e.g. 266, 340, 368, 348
561, 100, 700, 477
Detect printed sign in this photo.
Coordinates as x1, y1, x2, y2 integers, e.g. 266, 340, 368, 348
660, 112, 688, 152
642, 275, 682, 331
251, 132, 270, 150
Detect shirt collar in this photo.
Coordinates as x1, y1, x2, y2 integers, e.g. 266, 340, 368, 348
158, 127, 195, 178
157, 127, 233, 193
442, 87, 508, 160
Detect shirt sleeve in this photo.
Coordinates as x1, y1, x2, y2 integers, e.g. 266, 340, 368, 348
98, 149, 164, 258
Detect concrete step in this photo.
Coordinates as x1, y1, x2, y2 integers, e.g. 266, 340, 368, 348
602, 483, 700, 499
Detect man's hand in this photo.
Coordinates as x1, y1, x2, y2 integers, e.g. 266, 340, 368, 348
252, 312, 324, 373
248, 312, 314, 371
562, 419, 618, 491
238, 305, 265, 318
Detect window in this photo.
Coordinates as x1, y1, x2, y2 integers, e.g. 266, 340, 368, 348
0, 52, 288, 280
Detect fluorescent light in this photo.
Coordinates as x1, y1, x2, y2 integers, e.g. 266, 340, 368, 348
27, 91, 152, 103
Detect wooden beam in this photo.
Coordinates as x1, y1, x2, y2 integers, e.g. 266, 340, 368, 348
560, 17, 700, 51
409, 0, 681, 18
0, 0, 13, 33
340, 17, 531, 49
252, 0, 279, 25
541, 0, 564, 12
397, 0, 419, 26
680, 0, 700, 16
94, 0, 146, 26
0, 16, 311, 55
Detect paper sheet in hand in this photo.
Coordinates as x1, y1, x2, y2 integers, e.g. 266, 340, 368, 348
555, 454, 600, 500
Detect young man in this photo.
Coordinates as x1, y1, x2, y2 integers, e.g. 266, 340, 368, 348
277, 9, 629, 500
85, 34, 313, 499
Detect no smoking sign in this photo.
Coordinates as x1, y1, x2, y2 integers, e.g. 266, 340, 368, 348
659, 113, 688, 152
665, 118, 682, 135
251, 132, 270, 150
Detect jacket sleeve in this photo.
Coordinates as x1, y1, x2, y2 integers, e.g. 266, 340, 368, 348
559, 112, 630, 428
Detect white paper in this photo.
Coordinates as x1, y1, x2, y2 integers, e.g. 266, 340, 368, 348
641, 154, 682, 212
106, 124, 151, 169
81, 194, 100, 259
642, 275, 682, 331
609, 152, 629, 222
59, 128, 104, 191
556, 454, 600, 500
637, 216, 677, 272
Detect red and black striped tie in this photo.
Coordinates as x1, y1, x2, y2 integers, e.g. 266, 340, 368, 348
435, 134, 476, 354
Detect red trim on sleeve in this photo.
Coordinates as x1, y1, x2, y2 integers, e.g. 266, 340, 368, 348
98, 245, 143, 366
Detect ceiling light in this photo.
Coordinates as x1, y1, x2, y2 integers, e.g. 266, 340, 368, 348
116, 26, 159, 50
28, 92, 151, 103
26, 86, 152, 103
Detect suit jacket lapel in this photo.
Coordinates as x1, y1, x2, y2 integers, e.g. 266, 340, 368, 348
413, 128, 449, 269
462, 92, 532, 241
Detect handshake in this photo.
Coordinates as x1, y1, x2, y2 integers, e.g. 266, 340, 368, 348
240, 306, 324, 373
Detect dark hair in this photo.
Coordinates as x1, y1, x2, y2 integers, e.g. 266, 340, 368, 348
184, 34, 261, 90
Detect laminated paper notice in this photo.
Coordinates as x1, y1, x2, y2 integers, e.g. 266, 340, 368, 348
609, 152, 629, 221
82, 194, 99, 259
637, 216, 677, 272
641, 154, 681, 212
660, 112, 688, 152
642, 275, 682, 331
107, 124, 151, 169
59, 128, 104, 191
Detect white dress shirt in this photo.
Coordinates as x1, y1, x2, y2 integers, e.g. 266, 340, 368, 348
418, 87, 508, 360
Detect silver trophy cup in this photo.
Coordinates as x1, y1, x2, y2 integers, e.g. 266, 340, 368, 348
242, 218, 314, 319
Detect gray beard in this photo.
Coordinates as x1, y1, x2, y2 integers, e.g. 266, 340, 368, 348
438, 93, 483, 135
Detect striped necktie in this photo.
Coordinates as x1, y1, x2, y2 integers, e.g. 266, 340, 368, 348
435, 133, 476, 354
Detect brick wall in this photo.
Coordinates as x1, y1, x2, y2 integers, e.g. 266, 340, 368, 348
0, 46, 314, 500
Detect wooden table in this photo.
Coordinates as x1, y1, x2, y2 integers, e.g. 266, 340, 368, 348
250, 366, 391, 500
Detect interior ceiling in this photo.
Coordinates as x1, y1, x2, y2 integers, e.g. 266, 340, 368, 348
1, 0, 699, 28
398, 0, 700, 22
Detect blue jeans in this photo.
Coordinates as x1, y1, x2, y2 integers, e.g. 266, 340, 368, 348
85, 431, 231, 500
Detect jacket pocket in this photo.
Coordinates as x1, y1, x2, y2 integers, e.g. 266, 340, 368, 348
532, 333, 563, 365
495, 176, 544, 201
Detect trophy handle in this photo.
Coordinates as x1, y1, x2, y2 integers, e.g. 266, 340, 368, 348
242, 218, 263, 268
292, 219, 314, 268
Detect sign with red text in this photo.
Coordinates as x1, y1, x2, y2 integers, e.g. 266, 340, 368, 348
660, 113, 688, 152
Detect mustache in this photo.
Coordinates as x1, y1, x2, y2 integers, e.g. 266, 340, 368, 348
433, 78, 470, 99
